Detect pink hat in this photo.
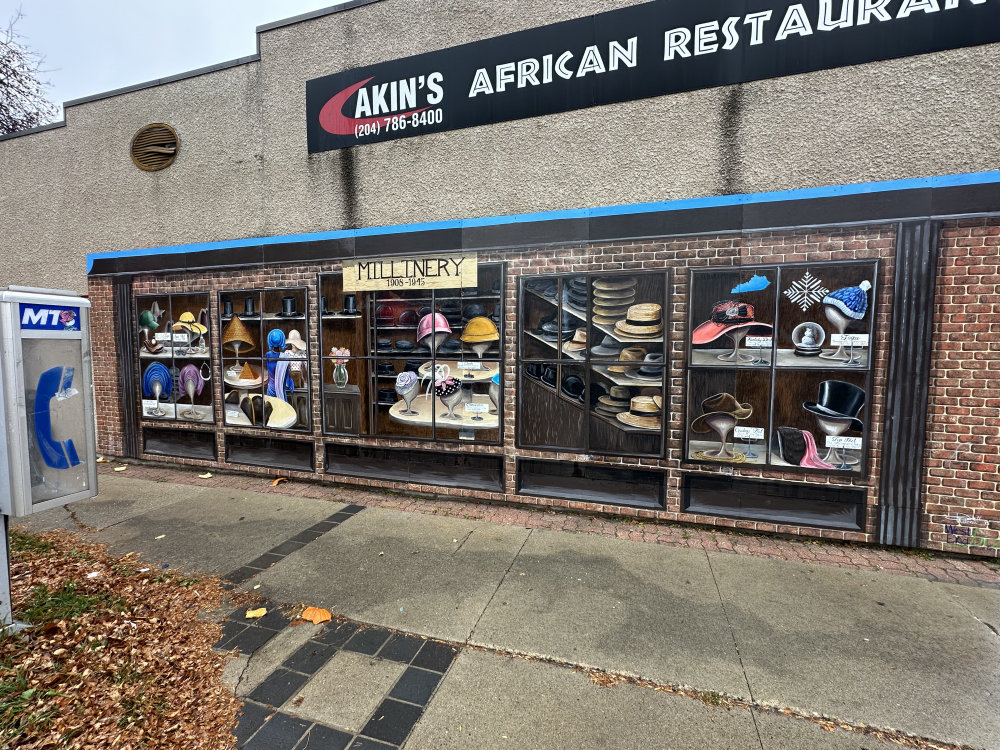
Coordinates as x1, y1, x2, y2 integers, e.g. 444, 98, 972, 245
417, 312, 451, 343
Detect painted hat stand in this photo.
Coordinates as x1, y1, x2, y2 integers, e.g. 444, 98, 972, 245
813, 414, 859, 469
717, 328, 754, 363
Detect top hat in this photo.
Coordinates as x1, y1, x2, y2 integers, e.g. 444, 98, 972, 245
397, 309, 419, 327
616, 395, 663, 430
243, 296, 258, 317
461, 316, 500, 343
277, 296, 302, 317
690, 393, 753, 433
417, 313, 452, 343
823, 280, 872, 320
563, 329, 587, 353
590, 335, 624, 358
691, 300, 772, 345
286, 329, 307, 351
222, 299, 234, 319
342, 294, 359, 315
614, 304, 664, 338
803, 380, 865, 432
608, 346, 647, 373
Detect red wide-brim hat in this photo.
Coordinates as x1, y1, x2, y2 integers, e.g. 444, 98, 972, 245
691, 319, 773, 345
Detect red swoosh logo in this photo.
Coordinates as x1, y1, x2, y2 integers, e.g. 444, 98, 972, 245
319, 77, 429, 136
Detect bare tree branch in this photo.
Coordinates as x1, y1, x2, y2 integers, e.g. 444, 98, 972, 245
0, 9, 58, 134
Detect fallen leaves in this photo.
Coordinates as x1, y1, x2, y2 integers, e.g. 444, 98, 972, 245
198, 473, 213, 479
4, 528, 241, 749
244, 608, 267, 620
299, 606, 332, 625
271, 477, 288, 487
113, 466, 128, 472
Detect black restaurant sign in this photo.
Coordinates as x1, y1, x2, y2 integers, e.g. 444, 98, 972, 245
306, 0, 1000, 153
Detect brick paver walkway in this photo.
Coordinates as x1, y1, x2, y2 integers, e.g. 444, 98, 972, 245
96, 462, 1000, 590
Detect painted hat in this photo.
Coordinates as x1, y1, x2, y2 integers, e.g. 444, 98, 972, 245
597, 385, 632, 412
238, 362, 259, 381
276, 296, 301, 317
561, 374, 585, 401
691, 301, 772, 345
222, 315, 255, 351
627, 352, 664, 380
524, 362, 545, 381
592, 276, 637, 292
417, 312, 452, 343
803, 380, 865, 432
616, 395, 663, 430
563, 329, 588, 353
462, 303, 487, 321
138, 308, 162, 331
590, 335, 624, 358
267, 329, 286, 350
172, 311, 207, 335
607, 347, 647, 373
823, 280, 872, 320
540, 365, 557, 388
397, 309, 419, 327
394, 339, 415, 352
614, 304, 664, 337
142, 362, 172, 399
376, 304, 395, 325
461, 316, 500, 343
395, 371, 418, 393
376, 338, 393, 353
286, 330, 307, 351
441, 338, 462, 352
690, 393, 753, 434
178, 364, 205, 396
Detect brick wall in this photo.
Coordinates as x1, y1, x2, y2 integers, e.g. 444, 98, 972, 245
88, 222, 946, 549
923, 218, 1000, 558
88, 277, 124, 457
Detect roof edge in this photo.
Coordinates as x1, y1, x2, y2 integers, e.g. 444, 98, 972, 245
256, 0, 383, 34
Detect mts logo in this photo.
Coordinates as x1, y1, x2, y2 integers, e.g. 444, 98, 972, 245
22, 308, 62, 326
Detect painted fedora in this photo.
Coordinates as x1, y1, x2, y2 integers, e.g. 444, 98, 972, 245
614, 304, 664, 337
691, 301, 772, 345
607, 346, 647, 373
627, 352, 664, 380
524, 362, 545, 381
823, 280, 872, 320
563, 328, 588, 353
540, 365, 558, 387
690, 393, 753, 433
590, 335, 624, 358
803, 380, 865, 432
561, 374, 586, 401
616, 395, 663, 430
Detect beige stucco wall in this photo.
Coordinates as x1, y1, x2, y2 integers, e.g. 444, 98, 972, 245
2, 0, 999, 292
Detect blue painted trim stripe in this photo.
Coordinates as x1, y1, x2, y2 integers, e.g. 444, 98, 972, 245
86, 169, 1000, 273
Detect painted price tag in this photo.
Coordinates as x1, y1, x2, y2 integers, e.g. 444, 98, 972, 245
831, 334, 869, 347
825, 436, 862, 450
733, 426, 765, 440
227, 409, 241, 420
457, 361, 482, 370
142, 399, 159, 412
154, 332, 171, 342
173, 333, 189, 343
464, 402, 489, 413
745, 336, 772, 348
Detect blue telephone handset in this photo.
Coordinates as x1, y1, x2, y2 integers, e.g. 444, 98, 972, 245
33, 366, 82, 470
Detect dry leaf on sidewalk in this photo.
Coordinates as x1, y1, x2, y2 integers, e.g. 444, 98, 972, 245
245, 608, 267, 619
154, 535, 166, 540
96, 457, 110, 463
301, 606, 332, 625
198, 473, 212, 479
114, 466, 128, 472
271, 477, 288, 486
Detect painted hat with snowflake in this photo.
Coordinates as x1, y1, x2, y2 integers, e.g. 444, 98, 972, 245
823, 280, 871, 320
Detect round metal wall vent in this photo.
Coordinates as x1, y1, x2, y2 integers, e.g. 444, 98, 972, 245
130, 123, 179, 171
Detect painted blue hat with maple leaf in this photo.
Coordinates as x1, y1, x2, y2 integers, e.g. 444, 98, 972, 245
823, 280, 871, 320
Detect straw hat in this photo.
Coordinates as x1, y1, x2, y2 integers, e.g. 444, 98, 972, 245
607, 347, 646, 373
563, 329, 587, 353
592, 276, 636, 292
222, 315, 255, 352
286, 329, 307, 351
597, 385, 631, 412
614, 304, 663, 337
616, 395, 663, 430
173, 311, 207, 335
239, 362, 259, 381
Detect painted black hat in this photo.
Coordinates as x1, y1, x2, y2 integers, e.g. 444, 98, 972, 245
222, 298, 234, 319
376, 388, 397, 405
394, 339, 415, 352
342, 294, 358, 315
803, 380, 865, 432
561, 375, 586, 401
243, 295, 258, 317
377, 362, 396, 376
524, 363, 545, 381
541, 365, 557, 387
277, 296, 301, 317
397, 309, 419, 327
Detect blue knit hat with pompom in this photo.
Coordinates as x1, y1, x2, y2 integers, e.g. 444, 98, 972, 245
823, 280, 871, 320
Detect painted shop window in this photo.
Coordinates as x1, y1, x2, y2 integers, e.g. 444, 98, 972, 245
218, 288, 312, 433
318, 264, 503, 445
136, 293, 214, 424
685, 262, 877, 476
517, 271, 669, 458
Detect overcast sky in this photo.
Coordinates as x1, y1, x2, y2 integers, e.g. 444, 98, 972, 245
3, 1, 343, 116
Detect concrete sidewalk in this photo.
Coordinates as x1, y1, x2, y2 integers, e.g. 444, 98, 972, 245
19, 473, 1000, 750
